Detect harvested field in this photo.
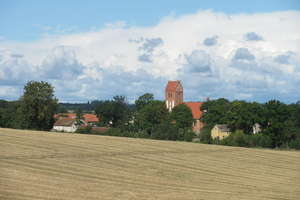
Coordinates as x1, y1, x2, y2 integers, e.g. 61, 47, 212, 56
0, 128, 300, 200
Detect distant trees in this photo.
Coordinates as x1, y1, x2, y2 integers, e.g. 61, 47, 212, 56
95, 95, 130, 127
200, 98, 300, 149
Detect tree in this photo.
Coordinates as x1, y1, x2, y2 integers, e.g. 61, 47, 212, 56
170, 104, 194, 129
263, 100, 290, 147
95, 95, 129, 127
75, 108, 85, 126
135, 93, 154, 110
200, 98, 231, 129
20, 81, 58, 130
135, 100, 169, 134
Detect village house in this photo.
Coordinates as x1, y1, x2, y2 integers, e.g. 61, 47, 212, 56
53, 118, 82, 132
211, 124, 231, 139
54, 113, 100, 126
53, 113, 100, 132
165, 80, 204, 133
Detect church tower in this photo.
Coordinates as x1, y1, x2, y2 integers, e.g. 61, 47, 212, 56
165, 80, 183, 112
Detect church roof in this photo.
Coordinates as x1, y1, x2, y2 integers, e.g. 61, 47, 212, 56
184, 102, 203, 119
165, 80, 181, 92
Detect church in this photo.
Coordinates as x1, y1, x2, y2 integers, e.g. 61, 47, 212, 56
165, 80, 204, 133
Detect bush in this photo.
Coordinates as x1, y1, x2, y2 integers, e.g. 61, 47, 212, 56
183, 129, 196, 142
288, 138, 300, 150
221, 130, 248, 147
151, 123, 178, 140
199, 128, 212, 144
76, 126, 92, 134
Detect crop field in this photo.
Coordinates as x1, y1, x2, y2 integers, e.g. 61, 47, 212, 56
0, 128, 300, 200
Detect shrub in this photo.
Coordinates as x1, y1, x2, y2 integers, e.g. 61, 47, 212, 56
199, 128, 212, 144
288, 138, 300, 150
76, 126, 92, 134
184, 129, 196, 142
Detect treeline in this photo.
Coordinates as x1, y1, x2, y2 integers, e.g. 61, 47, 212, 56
199, 98, 300, 149
1, 81, 300, 150
79, 94, 196, 142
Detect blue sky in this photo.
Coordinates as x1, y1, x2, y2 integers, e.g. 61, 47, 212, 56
1, 0, 300, 41
1, 1, 300, 103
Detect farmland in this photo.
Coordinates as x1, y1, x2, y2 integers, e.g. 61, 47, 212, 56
0, 128, 300, 200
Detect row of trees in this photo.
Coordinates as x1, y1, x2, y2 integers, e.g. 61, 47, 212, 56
90, 93, 195, 141
199, 98, 300, 149
1, 81, 299, 149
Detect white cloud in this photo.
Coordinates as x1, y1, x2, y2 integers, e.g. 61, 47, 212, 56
0, 10, 300, 102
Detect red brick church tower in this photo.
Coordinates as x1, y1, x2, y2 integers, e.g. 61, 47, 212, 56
165, 80, 204, 133
165, 80, 183, 112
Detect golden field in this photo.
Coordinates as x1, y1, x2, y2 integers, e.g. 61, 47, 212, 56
0, 128, 299, 200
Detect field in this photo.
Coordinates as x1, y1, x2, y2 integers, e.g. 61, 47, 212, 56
0, 128, 300, 200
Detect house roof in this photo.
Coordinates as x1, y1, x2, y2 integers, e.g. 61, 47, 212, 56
184, 102, 203, 119
83, 114, 99, 122
54, 118, 76, 126
215, 124, 230, 132
54, 113, 99, 123
165, 80, 181, 92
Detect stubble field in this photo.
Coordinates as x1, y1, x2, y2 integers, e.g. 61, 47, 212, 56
0, 128, 299, 200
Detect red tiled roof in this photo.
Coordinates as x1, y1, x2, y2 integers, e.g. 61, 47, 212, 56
54, 113, 76, 119
84, 114, 99, 123
54, 113, 100, 123
54, 118, 76, 126
184, 102, 203, 119
165, 80, 181, 92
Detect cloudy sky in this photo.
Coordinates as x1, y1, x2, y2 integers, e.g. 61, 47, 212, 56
1, 0, 300, 103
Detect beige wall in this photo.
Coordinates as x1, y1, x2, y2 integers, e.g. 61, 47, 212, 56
211, 127, 230, 139
192, 119, 204, 134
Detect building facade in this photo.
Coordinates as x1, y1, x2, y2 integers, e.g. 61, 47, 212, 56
211, 124, 231, 139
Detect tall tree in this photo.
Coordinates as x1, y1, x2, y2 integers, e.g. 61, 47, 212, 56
170, 104, 194, 129
20, 81, 58, 130
135, 100, 169, 133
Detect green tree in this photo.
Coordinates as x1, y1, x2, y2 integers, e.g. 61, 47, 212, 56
20, 81, 58, 130
170, 104, 194, 129
95, 95, 129, 127
75, 108, 85, 126
201, 98, 231, 129
263, 100, 290, 147
226, 101, 264, 134
135, 93, 154, 111
135, 100, 169, 134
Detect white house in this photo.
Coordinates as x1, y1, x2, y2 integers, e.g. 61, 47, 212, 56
53, 118, 80, 132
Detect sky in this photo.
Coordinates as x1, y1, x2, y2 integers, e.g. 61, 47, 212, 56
1, 0, 300, 103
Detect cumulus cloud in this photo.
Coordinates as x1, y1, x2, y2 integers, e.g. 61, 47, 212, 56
184, 50, 212, 74
203, 35, 218, 46
136, 37, 164, 63
40, 46, 84, 80
1, 10, 300, 102
233, 48, 255, 61
244, 32, 264, 41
